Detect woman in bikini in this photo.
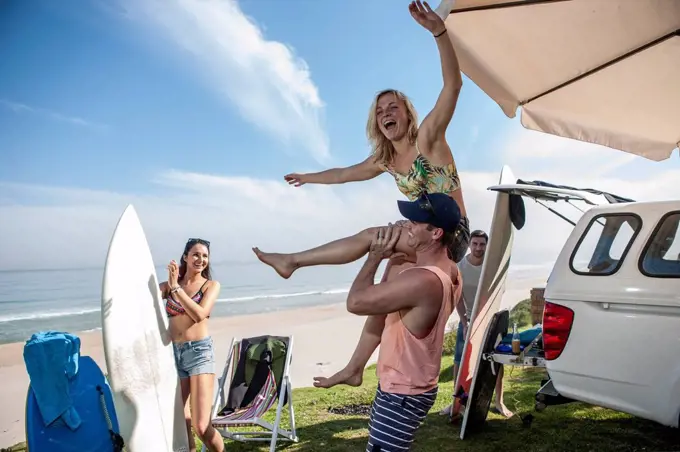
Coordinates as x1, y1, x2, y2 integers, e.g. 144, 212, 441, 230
253, 0, 468, 389
160, 238, 224, 452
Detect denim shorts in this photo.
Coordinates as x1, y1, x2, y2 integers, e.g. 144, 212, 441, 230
454, 324, 465, 365
172, 336, 215, 379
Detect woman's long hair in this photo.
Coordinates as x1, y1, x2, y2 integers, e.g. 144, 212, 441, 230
178, 238, 212, 281
366, 89, 419, 167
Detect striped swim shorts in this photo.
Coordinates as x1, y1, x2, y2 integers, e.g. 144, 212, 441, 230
366, 384, 438, 451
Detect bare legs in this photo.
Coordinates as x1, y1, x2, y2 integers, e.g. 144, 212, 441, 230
181, 379, 197, 452
181, 374, 225, 452
255, 225, 413, 387
313, 259, 413, 388
254, 224, 414, 387
253, 225, 413, 279
439, 345, 461, 416
313, 314, 385, 388
440, 366, 513, 418
493, 366, 513, 417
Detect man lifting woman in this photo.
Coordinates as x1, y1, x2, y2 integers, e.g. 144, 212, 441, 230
253, 0, 470, 389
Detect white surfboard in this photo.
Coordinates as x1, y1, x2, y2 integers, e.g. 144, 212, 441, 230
101, 205, 190, 452
453, 165, 516, 439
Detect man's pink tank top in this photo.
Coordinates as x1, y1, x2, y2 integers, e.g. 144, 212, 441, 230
376, 265, 460, 395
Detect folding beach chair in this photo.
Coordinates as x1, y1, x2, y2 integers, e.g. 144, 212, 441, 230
203, 335, 297, 452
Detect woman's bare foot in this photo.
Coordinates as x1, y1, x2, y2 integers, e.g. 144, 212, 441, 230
252, 247, 297, 279
313, 367, 363, 388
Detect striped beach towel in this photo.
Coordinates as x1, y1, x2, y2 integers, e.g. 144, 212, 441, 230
211, 370, 278, 426
366, 384, 438, 451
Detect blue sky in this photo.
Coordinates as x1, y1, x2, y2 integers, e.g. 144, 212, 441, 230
1, 0, 678, 271
0, 0, 504, 191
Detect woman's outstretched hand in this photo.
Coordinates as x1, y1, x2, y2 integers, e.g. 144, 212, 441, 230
284, 173, 309, 187
409, 0, 446, 35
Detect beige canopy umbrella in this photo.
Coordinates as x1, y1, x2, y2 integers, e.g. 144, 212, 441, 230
441, 0, 680, 161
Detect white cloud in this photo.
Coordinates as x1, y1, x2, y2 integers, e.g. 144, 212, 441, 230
0, 168, 504, 271
118, 0, 330, 163
0, 99, 108, 130
0, 173, 399, 271
498, 125, 646, 180
2, 121, 679, 274
489, 123, 680, 270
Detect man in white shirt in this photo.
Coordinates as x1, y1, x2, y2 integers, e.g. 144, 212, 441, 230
440, 229, 513, 418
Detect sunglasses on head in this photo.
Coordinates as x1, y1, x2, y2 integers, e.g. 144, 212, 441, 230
186, 238, 210, 249
418, 192, 438, 219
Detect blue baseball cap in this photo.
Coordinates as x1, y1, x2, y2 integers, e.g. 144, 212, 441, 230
397, 192, 461, 232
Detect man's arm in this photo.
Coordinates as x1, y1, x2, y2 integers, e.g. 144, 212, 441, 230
346, 255, 442, 316
451, 262, 468, 335
455, 293, 468, 336
455, 293, 466, 322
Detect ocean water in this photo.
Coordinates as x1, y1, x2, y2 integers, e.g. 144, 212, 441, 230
0, 260, 554, 345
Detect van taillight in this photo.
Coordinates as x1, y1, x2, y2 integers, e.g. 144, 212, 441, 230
543, 302, 574, 361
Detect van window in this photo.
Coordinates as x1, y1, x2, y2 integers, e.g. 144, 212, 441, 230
570, 214, 642, 276
640, 212, 680, 278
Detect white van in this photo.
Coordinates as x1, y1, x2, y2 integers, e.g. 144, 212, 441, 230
539, 198, 680, 427
464, 179, 680, 436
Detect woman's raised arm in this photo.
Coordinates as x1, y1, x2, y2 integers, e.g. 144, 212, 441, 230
410, 1, 463, 141
284, 156, 384, 187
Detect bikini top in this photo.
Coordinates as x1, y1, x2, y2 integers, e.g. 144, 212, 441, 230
378, 140, 461, 201
165, 280, 210, 318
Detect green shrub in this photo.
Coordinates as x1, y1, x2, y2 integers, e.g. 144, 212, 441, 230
509, 298, 532, 329
442, 329, 456, 356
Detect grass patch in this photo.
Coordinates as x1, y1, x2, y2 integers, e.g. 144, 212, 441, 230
7, 366, 679, 452
186, 360, 680, 452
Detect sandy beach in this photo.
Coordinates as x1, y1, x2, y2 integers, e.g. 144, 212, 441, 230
0, 278, 544, 448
